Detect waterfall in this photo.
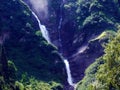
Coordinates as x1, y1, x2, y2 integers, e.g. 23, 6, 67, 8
58, 16, 62, 46
57, 1, 74, 87
58, 1, 63, 47
58, 14, 74, 87
28, 1, 74, 87
64, 59, 74, 86
32, 11, 51, 43
58, 0, 63, 30
58, 17, 63, 30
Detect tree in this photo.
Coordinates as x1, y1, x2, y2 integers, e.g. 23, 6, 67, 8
0, 45, 9, 82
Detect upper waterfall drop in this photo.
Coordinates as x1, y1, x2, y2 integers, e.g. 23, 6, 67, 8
32, 11, 51, 43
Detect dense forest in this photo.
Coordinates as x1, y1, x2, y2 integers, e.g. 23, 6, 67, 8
0, 0, 120, 90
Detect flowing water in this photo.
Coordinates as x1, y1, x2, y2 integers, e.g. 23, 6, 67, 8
64, 59, 74, 86
57, 1, 74, 87
32, 11, 51, 43
31, 6, 74, 87
58, 17, 63, 30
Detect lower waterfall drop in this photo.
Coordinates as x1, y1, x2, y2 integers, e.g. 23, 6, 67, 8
58, 16, 74, 87
64, 59, 74, 86
57, 0, 75, 87
57, 1, 75, 87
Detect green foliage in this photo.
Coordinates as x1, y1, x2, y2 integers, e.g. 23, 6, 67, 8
24, 77, 62, 90
76, 30, 120, 90
19, 76, 63, 90
35, 30, 42, 36
83, 11, 114, 29
90, 30, 116, 42
8, 61, 17, 81
74, 0, 120, 32
0, 59, 63, 90
0, 60, 18, 90
64, 2, 75, 10
76, 57, 104, 90
0, 0, 64, 85
15, 81, 25, 90
0, 0, 65, 89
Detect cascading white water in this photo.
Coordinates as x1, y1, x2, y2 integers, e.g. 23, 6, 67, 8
57, 1, 74, 87
32, 11, 51, 43
64, 59, 74, 86
30, 2, 74, 87
58, 19, 74, 86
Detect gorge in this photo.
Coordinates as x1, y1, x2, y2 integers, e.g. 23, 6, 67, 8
1, 0, 120, 90
24, 0, 120, 89
25, 0, 106, 88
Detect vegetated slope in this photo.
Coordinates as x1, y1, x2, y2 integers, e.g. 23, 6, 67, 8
50, 0, 120, 56
50, 0, 120, 82
76, 30, 120, 90
0, 0, 65, 89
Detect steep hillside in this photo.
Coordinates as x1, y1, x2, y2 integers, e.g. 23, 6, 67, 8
1, 0, 120, 90
0, 0, 65, 89
76, 30, 120, 90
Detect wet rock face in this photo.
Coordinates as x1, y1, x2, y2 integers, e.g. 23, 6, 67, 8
69, 39, 105, 83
